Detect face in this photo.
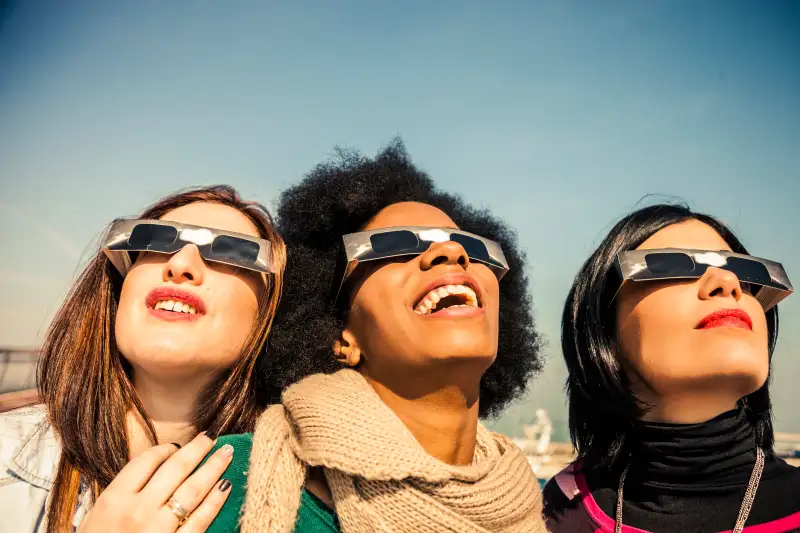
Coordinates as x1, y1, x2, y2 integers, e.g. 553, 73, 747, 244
115, 202, 263, 379
614, 220, 770, 415
338, 202, 501, 388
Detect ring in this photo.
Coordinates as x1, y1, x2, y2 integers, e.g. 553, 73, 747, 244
166, 496, 191, 526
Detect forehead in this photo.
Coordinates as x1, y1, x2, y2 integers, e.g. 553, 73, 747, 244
159, 202, 260, 238
363, 202, 458, 231
637, 219, 732, 252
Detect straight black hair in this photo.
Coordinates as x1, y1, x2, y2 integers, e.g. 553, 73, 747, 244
562, 203, 778, 471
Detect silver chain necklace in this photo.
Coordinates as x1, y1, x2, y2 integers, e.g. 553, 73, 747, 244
615, 447, 765, 533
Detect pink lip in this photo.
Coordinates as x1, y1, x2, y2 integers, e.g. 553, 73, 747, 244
412, 271, 485, 317
696, 308, 752, 331
145, 287, 206, 322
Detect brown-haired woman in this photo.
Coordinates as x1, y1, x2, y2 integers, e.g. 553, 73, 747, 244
0, 185, 286, 533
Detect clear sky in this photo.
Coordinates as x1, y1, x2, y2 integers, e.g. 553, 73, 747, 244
1, 1, 798, 433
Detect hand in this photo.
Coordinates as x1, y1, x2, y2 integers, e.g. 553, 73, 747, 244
77, 433, 234, 533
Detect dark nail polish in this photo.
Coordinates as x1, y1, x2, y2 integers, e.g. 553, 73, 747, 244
170, 442, 182, 449
219, 479, 231, 492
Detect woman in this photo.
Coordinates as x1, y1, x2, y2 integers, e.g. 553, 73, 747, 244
205, 141, 548, 533
543, 203, 800, 532
0, 185, 286, 533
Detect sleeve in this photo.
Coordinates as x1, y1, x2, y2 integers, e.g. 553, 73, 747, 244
542, 477, 595, 532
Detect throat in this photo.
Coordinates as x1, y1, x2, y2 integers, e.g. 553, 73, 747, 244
366, 377, 480, 465
625, 408, 759, 491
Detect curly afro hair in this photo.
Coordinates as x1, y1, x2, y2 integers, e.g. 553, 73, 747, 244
259, 140, 543, 418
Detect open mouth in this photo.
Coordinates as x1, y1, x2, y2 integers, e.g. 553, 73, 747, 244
145, 287, 205, 318
414, 284, 481, 316
153, 299, 198, 314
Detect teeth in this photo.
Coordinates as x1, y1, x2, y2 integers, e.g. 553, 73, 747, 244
414, 284, 479, 315
153, 299, 197, 314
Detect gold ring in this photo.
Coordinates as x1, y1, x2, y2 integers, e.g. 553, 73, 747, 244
166, 496, 191, 526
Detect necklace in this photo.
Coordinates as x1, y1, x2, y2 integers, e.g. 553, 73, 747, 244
615, 446, 765, 533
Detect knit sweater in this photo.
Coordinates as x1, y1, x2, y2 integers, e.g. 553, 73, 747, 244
203, 434, 340, 533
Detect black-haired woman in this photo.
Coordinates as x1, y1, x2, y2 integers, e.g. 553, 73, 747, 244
203, 141, 548, 533
543, 203, 800, 533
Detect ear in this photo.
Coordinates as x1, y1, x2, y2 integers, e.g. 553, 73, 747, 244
333, 329, 362, 367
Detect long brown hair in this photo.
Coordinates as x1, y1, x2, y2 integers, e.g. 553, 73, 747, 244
38, 185, 286, 532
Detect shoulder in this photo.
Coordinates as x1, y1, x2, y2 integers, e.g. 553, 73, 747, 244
763, 455, 800, 491
0, 405, 59, 488
542, 462, 596, 531
0, 404, 48, 440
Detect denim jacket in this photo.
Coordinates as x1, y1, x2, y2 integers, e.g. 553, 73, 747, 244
0, 405, 90, 532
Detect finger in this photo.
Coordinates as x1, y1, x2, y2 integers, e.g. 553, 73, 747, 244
163, 443, 234, 518
139, 432, 217, 505
177, 479, 233, 533
106, 442, 180, 493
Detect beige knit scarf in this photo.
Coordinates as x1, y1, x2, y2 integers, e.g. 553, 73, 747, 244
241, 369, 546, 533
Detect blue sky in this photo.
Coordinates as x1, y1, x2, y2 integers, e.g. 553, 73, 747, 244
1, 1, 798, 432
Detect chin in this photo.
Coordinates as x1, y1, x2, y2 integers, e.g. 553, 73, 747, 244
692, 363, 769, 398
124, 337, 219, 369
423, 339, 497, 368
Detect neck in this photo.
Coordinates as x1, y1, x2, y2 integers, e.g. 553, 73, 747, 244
625, 407, 759, 491
638, 389, 740, 424
127, 366, 213, 457
365, 376, 480, 465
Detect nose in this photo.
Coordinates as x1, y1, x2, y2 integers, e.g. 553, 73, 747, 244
697, 266, 743, 303
162, 244, 205, 285
419, 240, 470, 271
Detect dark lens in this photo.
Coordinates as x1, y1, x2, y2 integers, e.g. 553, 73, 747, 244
726, 257, 771, 285
645, 252, 696, 276
449, 233, 491, 261
128, 224, 178, 249
210, 235, 260, 263
370, 231, 420, 254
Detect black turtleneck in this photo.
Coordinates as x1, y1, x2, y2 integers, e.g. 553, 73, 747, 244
544, 409, 800, 533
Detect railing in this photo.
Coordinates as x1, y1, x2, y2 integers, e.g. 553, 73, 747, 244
0, 346, 39, 394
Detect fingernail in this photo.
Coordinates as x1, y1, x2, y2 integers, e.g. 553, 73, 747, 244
219, 479, 231, 492
170, 442, 182, 449
197, 431, 216, 442
219, 444, 234, 457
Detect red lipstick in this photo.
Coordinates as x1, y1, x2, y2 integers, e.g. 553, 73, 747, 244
696, 308, 752, 331
145, 287, 206, 322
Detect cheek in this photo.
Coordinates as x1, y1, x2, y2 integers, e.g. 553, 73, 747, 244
481, 273, 500, 329
349, 270, 413, 347
616, 290, 694, 377
747, 302, 770, 359
114, 268, 153, 345
217, 278, 261, 330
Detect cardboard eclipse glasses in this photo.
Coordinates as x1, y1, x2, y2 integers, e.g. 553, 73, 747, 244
613, 248, 793, 311
335, 226, 509, 302
101, 218, 275, 277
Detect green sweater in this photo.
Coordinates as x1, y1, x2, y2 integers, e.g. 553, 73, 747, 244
201, 434, 340, 533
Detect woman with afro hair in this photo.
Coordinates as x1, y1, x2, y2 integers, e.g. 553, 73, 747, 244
203, 140, 548, 533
